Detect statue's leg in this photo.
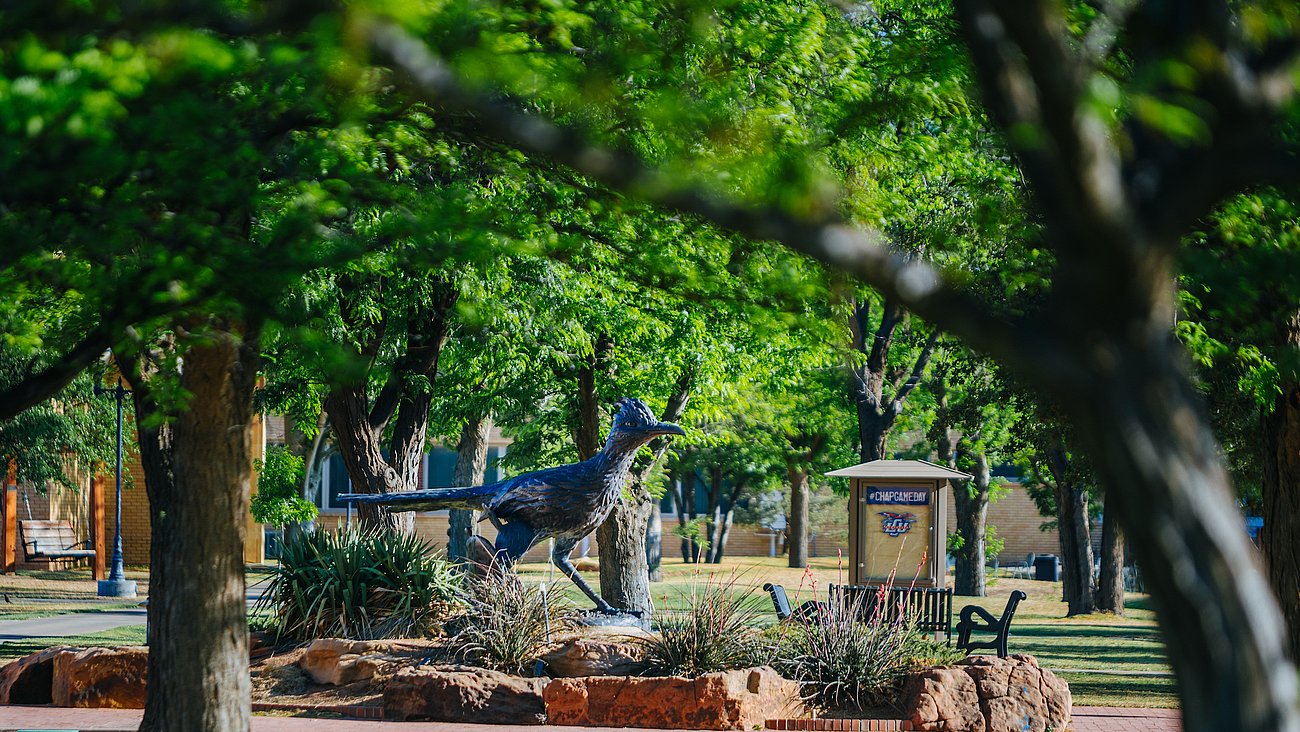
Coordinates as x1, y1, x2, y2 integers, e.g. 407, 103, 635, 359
551, 537, 617, 614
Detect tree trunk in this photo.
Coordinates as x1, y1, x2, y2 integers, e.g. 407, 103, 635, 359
1097, 502, 1125, 615
704, 466, 724, 563
286, 413, 329, 546
448, 414, 492, 563
298, 413, 329, 506
1261, 309, 1300, 663
128, 326, 259, 732
713, 507, 736, 564
323, 283, 456, 533
849, 296, 939, 463
849, 297, 897, 463
712, 482, 745, 564
953, 452, 991, 596
574, 334, 611, 461
646, 505, 663, 582
595, 499, 654, 615
1067, 333, 1295, 732
674, 471, 698, 561
325, 387, 404, 530
787, 461, 810, 569
1044, 446, 1095, 614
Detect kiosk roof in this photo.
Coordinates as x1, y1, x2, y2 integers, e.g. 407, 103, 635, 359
825, 459, 972, 480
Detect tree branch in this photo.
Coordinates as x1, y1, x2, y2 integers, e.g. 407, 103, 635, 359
0, 329, 112, 422
366, 21, 1043, 372
956, 0, 1130, 252
889, 330, 942, 418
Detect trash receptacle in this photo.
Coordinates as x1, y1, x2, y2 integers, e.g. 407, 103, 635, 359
1033, 554, 1060, 581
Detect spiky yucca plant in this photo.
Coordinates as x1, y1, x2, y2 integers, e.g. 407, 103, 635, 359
639, 575, 765, 677
769, 589, 964, 710
256, 527, 461, 641
453, 568, 572, 676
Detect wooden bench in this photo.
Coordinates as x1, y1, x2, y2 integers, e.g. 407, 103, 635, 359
955, 590, 1027, 657
19, 520, 96, 565
831, 584, 955, 640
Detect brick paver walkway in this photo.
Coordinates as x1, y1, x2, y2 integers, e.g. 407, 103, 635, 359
3, 706, 657, 731
0, 705, 1183, 731
1071, 706, 1181, 731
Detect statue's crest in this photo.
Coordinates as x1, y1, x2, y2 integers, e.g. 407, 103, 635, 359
611, 397, 657, 432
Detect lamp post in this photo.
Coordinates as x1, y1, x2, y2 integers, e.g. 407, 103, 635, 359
94, 374, 137, 598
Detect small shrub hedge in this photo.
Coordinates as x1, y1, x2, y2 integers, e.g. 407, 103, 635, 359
257, 527, 461, 641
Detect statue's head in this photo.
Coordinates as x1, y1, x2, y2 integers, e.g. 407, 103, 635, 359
607, 397, 687, 448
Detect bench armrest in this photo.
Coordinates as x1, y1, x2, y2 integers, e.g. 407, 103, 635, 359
958, 603, 998, 627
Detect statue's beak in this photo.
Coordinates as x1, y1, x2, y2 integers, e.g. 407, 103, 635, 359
652, 422, 686, 437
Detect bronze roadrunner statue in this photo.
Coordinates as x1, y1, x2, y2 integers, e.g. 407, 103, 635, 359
340, 397, 684, 615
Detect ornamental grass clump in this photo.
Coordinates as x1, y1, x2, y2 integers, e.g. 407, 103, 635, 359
257, 527, 461, 641
639, 575, 765, 677
769, 588, 965, 711
453, 567, 573, 676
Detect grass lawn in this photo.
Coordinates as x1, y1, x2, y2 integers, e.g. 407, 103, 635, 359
0, 567, 150, 620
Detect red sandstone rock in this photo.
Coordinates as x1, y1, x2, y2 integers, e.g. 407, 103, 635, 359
904, 666, 985, 732
540, 637, 646, 677
543, 666, 803, 730
904, 655, 1071, 732
51, 646, 148, 709
298, 638, 400, 686
383, 665, 548, 724
0, 646, 77, 705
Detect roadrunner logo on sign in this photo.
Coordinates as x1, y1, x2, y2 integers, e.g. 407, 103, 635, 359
878, 511, 917, 537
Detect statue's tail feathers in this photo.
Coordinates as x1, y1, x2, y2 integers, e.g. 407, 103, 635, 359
336, 484, 494, 512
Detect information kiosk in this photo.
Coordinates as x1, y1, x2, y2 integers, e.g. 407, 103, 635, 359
825, 459, 972, 588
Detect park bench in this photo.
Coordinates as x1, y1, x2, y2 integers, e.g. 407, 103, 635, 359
19, 520, 97, 566
831, 584, 955, 640
954, 590, 1027, 658
762, 583, 828, 624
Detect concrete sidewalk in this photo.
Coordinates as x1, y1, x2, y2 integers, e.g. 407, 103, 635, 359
0, 577, 272, 644
0, 610, 146, 642
0, 705, 1182, 732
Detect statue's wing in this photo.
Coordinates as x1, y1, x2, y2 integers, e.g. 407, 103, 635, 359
489, 467, 589, 533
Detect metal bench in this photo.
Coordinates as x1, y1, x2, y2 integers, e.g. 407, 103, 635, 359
762, 583, 828, 624
19, 520, 97, 564
955, 590, 1027, 657
831, 584, 955, 640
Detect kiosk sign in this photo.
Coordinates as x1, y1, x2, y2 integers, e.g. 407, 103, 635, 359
865, 486, 929, 505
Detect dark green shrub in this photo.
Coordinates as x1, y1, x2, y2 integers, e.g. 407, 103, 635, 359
639, 576, 765, 677
453, 568, 572, 676
256, 527, 461, 641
